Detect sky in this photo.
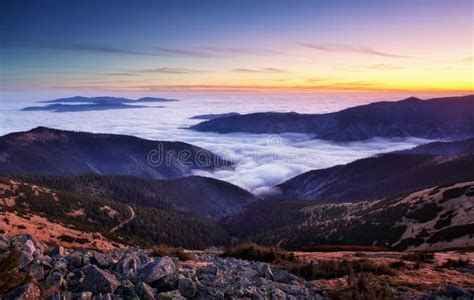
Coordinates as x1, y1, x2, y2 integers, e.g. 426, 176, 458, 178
1, 0, 473, 94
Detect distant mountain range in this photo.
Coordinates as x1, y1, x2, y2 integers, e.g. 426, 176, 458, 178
1, 126, 473, 251
22, 96, 176, 112
275, 138, 474, 203
223, 181, 474, 251
190, 95, 474, 141
39, 96, 178, 103
190, 112, 240, 120
0, 127, 231, 179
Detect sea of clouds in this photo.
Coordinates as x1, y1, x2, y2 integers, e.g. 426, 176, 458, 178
1, 90, 441, 192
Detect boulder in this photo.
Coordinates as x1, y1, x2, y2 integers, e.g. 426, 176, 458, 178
0, 234, 9, 252
135, 258, 176, 284
113, 253, 141, 277
10, 235, 36, 268
27, 260, 45, 281
80, 265, 120, 294
272, 269, 290, 283
3, 283, 41, 300
135, 282, 156, 300
178, 276, 197, 298
41, 270, 65, 290
92, 251, 114, 269
156, 290, 185, 300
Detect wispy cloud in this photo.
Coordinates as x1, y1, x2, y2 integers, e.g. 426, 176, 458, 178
463, 56, 473, 63
44, 42, 163, 56
232, 67, 286, 73
151, 47, 217, 58
4, 42, 285, 58
138, 67, 212, 74
367, 64, 403, 70
152, 46, 286, 58
301, 43, 410, 58
194, 47, 285, 56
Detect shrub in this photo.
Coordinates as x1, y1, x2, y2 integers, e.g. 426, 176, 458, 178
330, 273, 395, 300
441, 258, 471, 268
57, 235, 89, 244
151, 244, 192, 261
282, 259, 394, 280
402, 252, 434, 264
389, 260, 406, 269
221, 243, 295, 263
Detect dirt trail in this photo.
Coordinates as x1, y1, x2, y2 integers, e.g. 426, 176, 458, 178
110, 205, 135, 233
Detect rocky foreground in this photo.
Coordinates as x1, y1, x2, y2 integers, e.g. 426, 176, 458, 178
0, 235, 328, 300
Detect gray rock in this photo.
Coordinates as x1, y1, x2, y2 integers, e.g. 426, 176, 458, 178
0, 234, 9, 252
135, 257, 176, 284
157, 290, 185, 300
272, 269, 290, 283
11, 235, 36, 268
66, 250, 85, 268
135, 282, 156, 300
150, 274, 179, 292
270, 288, 287, 300
4, 282, 41, 300
41, 269, 66, 290
27, 260, 45, 281
197, 265, 218, 275
114, 279, 137, 298
113, 253, 141, 277
48, 246, 66, 257
92, 251, 114, 269
258, 264, 273, 279
80, 265, 120, 294
78, 292, 93, 300
178, 276, 197, 298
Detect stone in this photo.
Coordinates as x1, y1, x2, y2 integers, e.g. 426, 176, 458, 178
11, 236, 36, 268
178, 276, 197, 298
80, 265, 120, 294
258, 264, 273, 279
92, 251, 114, 269
135, 257, 176, 284
66, 250, 85, 268
113, 253, 141, 277
4, 283, 41, 300
78, 292, 93, 300
272, 269, 290, 283
0, 234, 9, 252
270, 288, 287, 300
27, 260, 45, 281
156, 290, 185, 300
115, 279, 137, 298
41, 269, 65, 290
135, 282, 156, 300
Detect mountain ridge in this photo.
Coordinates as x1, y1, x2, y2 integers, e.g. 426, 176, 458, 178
0, 127, 231, 179
190, 95, 474, 141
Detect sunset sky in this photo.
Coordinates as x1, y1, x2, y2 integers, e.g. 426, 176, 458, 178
1, 0, 473, 93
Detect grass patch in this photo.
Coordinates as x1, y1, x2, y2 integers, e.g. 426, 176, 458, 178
222, 243, 395, 282
283, 259, 395, 280
329, 273, 395, 300
221, 243, 295, 263
441, 258, 471, 268
300, 245, 388, 252
402, 252, 434, 264
150, 244, 192, 261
